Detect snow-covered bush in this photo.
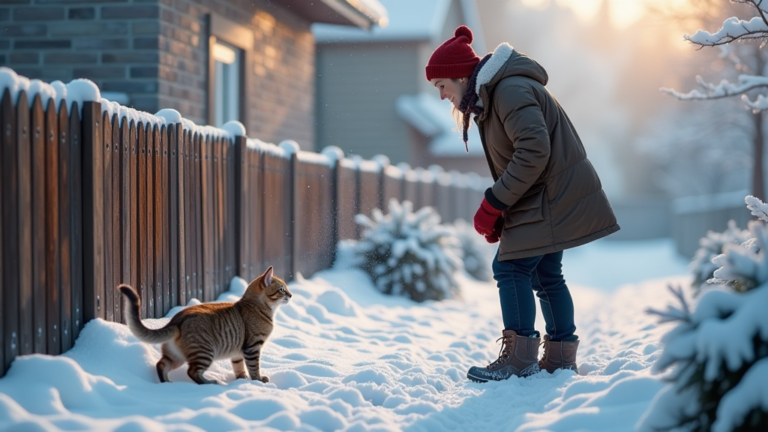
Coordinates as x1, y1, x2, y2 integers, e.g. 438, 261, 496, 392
689, 220, 752, 296
354, 199, 462, 302
452, 218, 493, 282
638, 196, 768, 432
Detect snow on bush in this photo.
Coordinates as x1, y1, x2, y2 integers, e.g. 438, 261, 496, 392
638, 196, 768, 432
452, 218, 493, 282
354, 199, 462, 302
689, 220, 752, 296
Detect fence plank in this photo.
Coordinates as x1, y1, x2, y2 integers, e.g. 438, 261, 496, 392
185, 130, 193, 301
102, 112, 114, 323
182, 130, 190, 302
120, 119, 132, 316
2, 89, 19, 373
129, 121, 140, 317
16, 91, 33, 357
213, 137, 221, 296
58, 101, 72, 353
154, 125, 165, 317
168, 124, 179, 312
336, 160, 358, 241
72, 102, 86, 339
138, 122, 149, 317
194, 133, 203, 301
43, 98, 60, 356
31, 96, 47, 354
201, 135, 211, 302
0, 93, 4, 376
225, 139, 235, 284
111, 115, 122, 324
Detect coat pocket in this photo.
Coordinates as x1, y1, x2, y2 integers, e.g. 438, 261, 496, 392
504, 186, 546, 229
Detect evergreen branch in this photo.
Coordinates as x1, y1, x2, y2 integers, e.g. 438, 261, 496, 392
646, 285, 692, 324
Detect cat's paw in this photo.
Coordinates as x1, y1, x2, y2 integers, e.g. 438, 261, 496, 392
260, 375, 269, 383
235, 373, 249, 380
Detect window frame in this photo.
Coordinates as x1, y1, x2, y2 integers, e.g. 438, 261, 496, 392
206, 14, 253, 127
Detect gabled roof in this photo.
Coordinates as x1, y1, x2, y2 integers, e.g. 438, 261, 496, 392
281, 0, 388, 30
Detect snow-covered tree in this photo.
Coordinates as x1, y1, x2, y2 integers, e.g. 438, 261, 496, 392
690, 220, 753, 295
663, 0, 768, 199
354, 199, 462, 302
638, 196, 768, 432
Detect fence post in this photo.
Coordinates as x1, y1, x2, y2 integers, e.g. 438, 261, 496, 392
81, 101, 104, 327
234, 135, 247, 279
1, 88, 18, 376
279, 140, 298, 280
321, 146, 344, 270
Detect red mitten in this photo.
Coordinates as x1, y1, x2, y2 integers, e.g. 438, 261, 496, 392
484, 216, 504, 243
474, 198, 503, 237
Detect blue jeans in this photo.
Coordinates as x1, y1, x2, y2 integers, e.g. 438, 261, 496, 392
492, 250, 576, 341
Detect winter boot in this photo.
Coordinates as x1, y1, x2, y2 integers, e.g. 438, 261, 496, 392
538, 335, 579, 374
466, 330, 541, 382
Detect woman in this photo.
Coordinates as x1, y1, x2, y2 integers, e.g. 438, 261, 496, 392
426, 26, 619, 382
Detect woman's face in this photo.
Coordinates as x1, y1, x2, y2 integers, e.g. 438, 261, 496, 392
430, 77, 468, 109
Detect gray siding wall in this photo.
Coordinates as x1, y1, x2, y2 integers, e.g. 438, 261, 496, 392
315, 42, 421, 163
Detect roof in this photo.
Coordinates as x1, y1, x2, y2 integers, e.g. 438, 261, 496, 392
313, 0, 485, 52
396, 92, 485, 157
313, 0, 451, 43
281, 0, 388, 30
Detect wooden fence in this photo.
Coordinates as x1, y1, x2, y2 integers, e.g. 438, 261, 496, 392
0, 89, 486, 377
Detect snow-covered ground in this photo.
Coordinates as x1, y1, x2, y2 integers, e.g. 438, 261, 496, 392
0, 238, 692, 432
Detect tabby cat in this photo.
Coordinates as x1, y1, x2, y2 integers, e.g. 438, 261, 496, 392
117, 266, 291, 384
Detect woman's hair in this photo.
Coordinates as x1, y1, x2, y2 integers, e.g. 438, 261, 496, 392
451, 105, 466, 133
448, 78, 469, 133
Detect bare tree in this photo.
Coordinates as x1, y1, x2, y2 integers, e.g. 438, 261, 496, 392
663, 0, 768, 199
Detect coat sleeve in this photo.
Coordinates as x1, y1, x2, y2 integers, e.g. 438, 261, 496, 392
490, 83, 550, 208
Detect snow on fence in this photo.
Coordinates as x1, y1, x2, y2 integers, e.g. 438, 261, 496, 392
0, 68, 487, 376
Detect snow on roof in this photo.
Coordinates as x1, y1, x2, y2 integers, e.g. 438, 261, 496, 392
396, 92, 485, 157
313, 0, 451, 43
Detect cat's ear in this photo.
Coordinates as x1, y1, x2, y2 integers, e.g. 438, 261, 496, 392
262, 266, 274, 287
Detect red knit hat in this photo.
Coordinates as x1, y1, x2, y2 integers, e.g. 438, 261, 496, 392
425, 25, 481, 81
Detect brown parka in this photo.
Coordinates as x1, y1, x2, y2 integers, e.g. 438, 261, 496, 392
473, 44, 619, 260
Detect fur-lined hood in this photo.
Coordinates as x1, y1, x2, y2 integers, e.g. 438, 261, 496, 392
473, 43, 549, 116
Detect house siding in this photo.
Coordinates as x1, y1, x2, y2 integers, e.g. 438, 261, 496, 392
0, 0, 315, 149
316, 41, 420, 163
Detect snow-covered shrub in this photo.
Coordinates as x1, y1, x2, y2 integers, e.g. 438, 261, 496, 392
354, 199, 462, 302
638, 196, 768, 432
689, 220, 752, 296
452, 218, 493, 282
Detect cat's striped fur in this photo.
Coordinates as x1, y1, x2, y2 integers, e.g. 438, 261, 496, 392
118, 266, 291, 384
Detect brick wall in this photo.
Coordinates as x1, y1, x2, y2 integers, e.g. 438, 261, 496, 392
0, 0, 316, 149
159, 0, 315, 149
0, 0, 161, 113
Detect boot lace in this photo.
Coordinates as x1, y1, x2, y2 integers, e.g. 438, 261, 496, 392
488, 336, 513, 369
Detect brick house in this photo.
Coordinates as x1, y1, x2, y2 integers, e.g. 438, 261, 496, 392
0, 0, 386, 151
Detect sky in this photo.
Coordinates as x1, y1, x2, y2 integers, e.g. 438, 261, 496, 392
520, 0, 688, 30
0, 237, 695, 431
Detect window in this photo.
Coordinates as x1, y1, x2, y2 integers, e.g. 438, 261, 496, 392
212, 40, 242, 127
207, 14, 253, 127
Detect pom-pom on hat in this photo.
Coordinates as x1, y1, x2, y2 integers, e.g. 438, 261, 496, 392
425, 25, 481, 81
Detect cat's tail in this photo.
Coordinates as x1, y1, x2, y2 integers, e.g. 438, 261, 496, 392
118, 284, 178, 344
